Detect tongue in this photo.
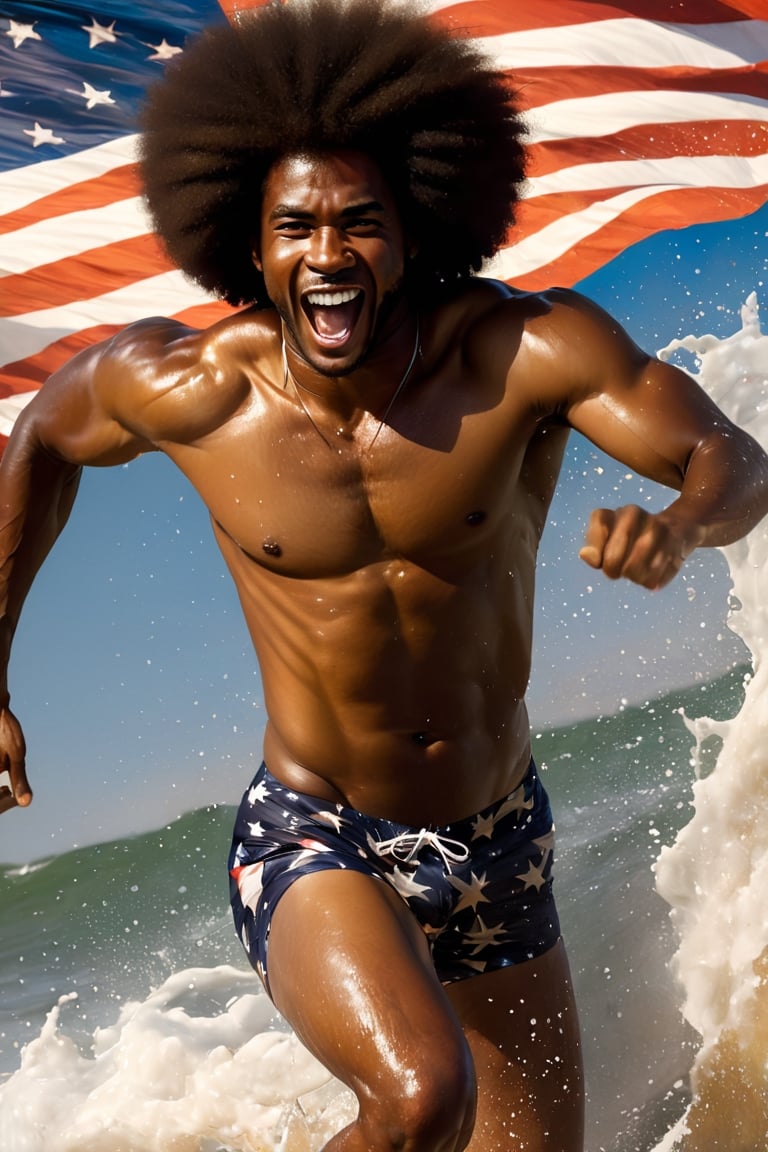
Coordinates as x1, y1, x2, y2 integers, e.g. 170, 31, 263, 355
310, 300, 359, 341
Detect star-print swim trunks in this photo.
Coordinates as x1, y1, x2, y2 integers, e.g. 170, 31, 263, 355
229, 760, 560, 995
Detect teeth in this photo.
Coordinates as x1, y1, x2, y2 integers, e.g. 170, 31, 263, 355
305, 289, 360, 306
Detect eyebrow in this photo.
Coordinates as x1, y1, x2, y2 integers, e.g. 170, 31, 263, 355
268, 199, 386, 221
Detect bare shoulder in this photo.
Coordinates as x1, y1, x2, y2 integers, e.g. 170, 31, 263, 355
451, 280, 648, 412
96, 308, 275, 445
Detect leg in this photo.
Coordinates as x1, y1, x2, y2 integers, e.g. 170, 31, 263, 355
446, 939, 584, 1152
266, 868, 477, 1152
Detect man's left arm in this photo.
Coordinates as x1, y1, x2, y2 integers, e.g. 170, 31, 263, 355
544, 291, 768, 589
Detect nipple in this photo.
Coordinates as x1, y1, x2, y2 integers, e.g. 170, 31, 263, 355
465, 510, 486, 526
262, 539, 282, 557
411, 731, 435, 747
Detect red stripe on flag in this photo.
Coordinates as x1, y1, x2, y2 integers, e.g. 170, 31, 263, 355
0, 234, 174, 318
0, 301, 235, 397
528, 120, 768, 177
508, 182, 768, 291
512, 64, 768, 112
434, 0, 764, 33
0, 165, 141, 237
1, 0, 765, 439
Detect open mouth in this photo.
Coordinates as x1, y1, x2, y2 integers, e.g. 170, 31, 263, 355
301, 287, 364, 346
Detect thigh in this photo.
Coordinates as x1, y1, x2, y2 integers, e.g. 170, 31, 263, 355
446, 939, 584, 1152
266, 867, 477, 1147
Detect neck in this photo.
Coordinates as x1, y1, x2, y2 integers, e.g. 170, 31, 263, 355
282, 313, 421, 449
281, 310, 421, 422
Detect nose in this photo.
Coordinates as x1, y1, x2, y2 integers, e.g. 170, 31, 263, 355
306, 226, 354, 273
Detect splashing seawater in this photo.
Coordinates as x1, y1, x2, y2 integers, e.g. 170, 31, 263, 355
1, 299, 767, 1152
652, 292, 768, 1151
0, 965, 357, 1151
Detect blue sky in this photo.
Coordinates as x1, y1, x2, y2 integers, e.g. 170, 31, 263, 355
1, 202, 766, 865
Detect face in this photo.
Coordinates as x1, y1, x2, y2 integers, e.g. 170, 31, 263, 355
254, 151, 408, 376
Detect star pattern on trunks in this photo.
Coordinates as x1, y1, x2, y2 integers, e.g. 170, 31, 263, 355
471, 781, 533, 840
465, 914, 509, 955
389, 865, 433, 901
229, 764, 561, 986
231, 861, 265, 913
533, 829, 555, 859
248, 779, 271, 807
447, 869, 491, 914
515, 829, 555, 892
312, 808, 345, 833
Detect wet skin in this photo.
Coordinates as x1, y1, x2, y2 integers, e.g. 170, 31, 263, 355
1, 150, 767, 1151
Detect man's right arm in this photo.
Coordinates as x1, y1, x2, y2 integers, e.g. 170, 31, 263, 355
0, 331, 162, 814
0, 410, 83, 811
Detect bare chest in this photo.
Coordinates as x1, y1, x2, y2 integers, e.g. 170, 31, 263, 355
166, 381, 563, 578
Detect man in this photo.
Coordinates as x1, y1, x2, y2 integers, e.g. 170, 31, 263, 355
1, 2, 766, 1149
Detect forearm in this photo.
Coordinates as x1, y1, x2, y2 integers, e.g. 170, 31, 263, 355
660, 427, 768, 552
0, 409, 82, 704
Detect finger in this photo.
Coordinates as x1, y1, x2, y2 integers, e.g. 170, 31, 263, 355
600, 508, 649, 579
635, 550, 684, 591
0, 784, 24, 815
619, 538, 689, 590
579, 509, 613, 570
9, 762, 32, 807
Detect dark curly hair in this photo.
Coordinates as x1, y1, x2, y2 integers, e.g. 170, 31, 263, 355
139, 0, 527, 307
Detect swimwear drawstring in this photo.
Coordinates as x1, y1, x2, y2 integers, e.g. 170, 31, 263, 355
375, 829, 470, 872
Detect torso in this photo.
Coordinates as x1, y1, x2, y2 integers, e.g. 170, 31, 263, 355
135, 282, 570, 824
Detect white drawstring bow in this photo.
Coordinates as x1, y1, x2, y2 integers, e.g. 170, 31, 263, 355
374, 828, 470, 872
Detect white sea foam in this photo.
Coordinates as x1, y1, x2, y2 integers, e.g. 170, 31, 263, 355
0, 965, 355, 1152
652, 293, 768, 1151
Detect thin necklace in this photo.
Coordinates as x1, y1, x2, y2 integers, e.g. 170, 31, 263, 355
282, 316, 421, 451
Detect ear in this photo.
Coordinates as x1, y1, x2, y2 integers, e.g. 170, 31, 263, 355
251, 244, 263, 273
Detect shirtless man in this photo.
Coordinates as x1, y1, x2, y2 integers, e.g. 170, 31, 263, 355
1, 3, 766, 1150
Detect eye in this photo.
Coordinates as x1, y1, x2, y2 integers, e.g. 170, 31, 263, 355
344, 216, 383, 235
274, 219, 313, 237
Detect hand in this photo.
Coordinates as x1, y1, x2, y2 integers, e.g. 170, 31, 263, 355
0, 707, 31, 815
579, 505, 698, 590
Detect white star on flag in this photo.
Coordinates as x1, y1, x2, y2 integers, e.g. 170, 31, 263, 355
146, 39, 183, 62
23, 123, 65, 148
6, 20, 41, 49
81, 18, 118, 49
2, 0, 765, 456
77, 82, 116, 110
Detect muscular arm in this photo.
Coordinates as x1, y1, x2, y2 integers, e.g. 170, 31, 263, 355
0, 413, 84, 811
0, 320, 200, 814
523, 290, 768, 588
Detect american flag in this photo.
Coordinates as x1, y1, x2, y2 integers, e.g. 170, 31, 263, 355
1, 0, 766, 444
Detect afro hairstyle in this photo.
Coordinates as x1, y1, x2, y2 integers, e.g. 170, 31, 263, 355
139, 0, 527, 307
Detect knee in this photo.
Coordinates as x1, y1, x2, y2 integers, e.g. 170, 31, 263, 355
359, 1048, 477, 1152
